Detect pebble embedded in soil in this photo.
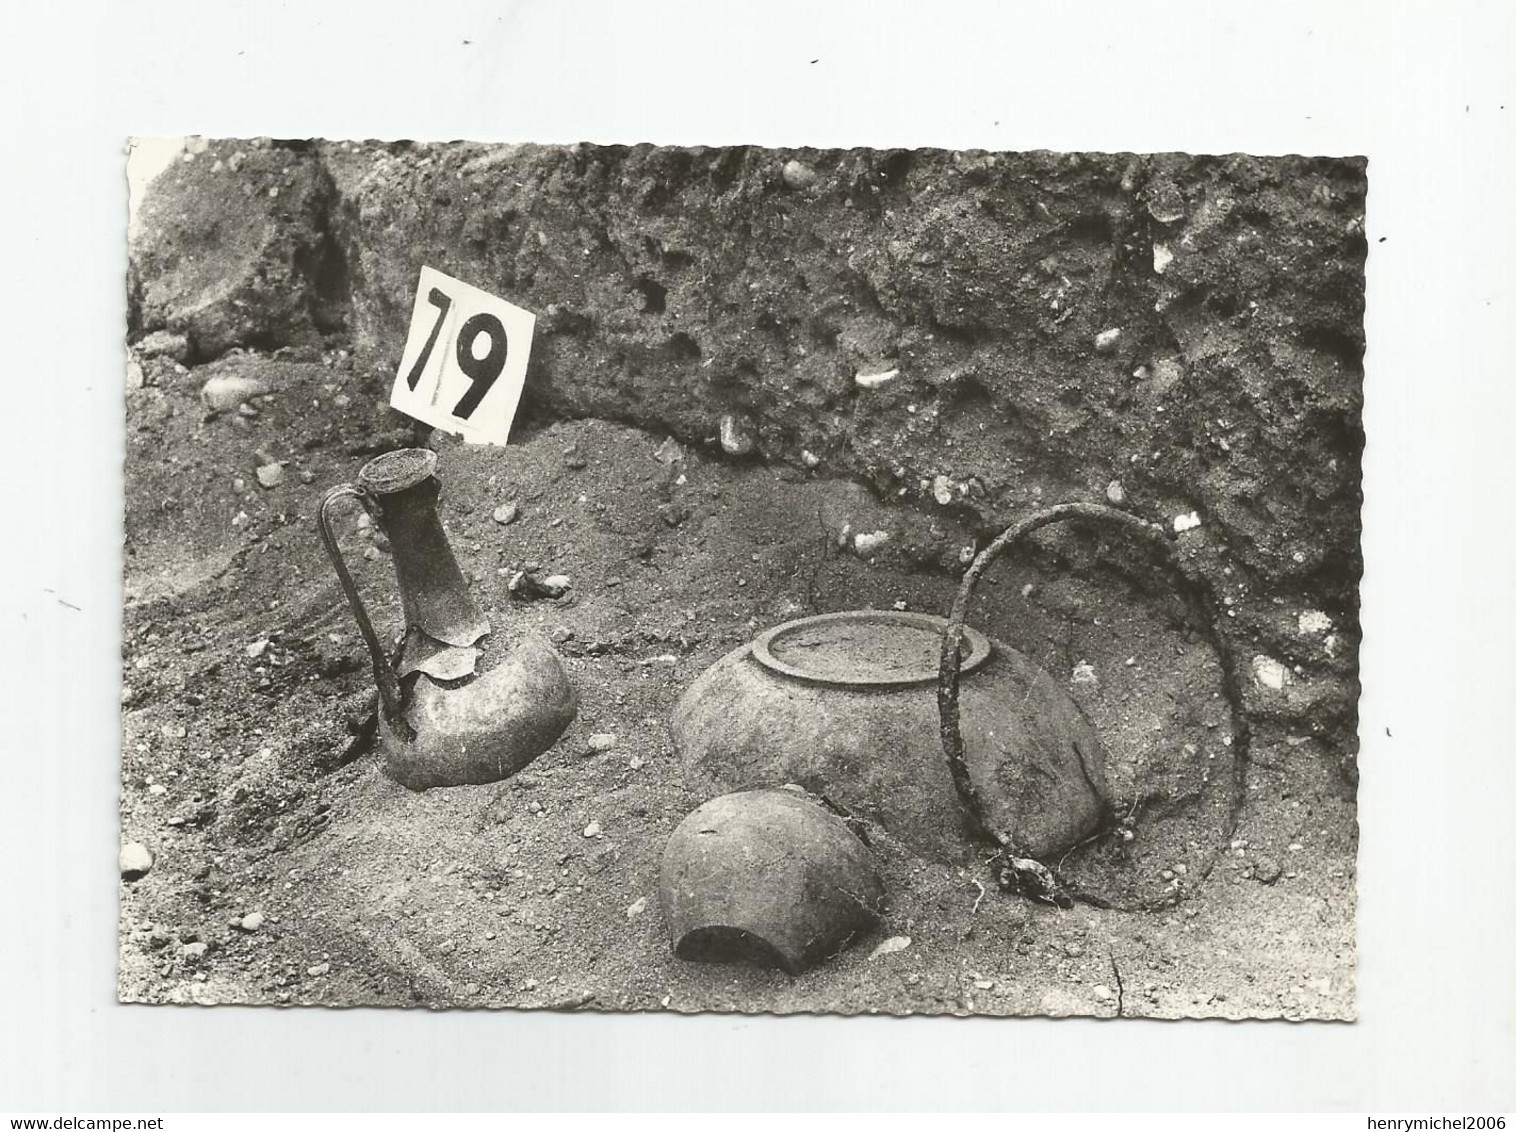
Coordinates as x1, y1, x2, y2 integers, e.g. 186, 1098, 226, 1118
255, 463, 285, 489
586, 732, 617, 754
492, 502, 519, 525
1251, 655, 1290, 691
869, 935, 911, 960
719, 414, 755, 456
181, 942, 208, 961
1094, 328, 1123, 353
1106, 479, 1126, 504
1092, 984, 1114, 1002
854, 368, 899, 389
582, 821, 602, 838
852, 529, 890, 556
1071, 660, 1098, 685
200, 374, 269, 412
932, 475, 954, 506
1298, 610, 1333, 635
781, 159, 818, 190
1252, 855, 1283, 884
237, 911, 265, 932
307, 962, 330, 976
1173, 511, 1202, 533
119, 842, 154, 881
1153, 243, 1174, 274
626, 897, 646, 918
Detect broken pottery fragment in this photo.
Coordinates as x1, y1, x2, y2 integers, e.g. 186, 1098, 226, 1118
659, 788, 886, 975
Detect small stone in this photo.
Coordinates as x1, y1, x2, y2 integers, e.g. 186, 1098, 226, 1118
1173, 511, 1202, 533
587, 732, 617, 754
1251, 655, 1290, 691
1071, 660, 1098, 686
1298, 610, 1333, 635
299, 470, 316, 485
539, 574, 571, 597
181, 941, 208, 961
1146, 182, 1187, 224
137, 330, 191, 363
492, 502, 519, 525
245, 639, 270, 659
801, 449, 821, 468
200, 374, 269, 412
1252, 855, 1282, 884
973, 979, 995, 990
652, 437, 684, 464
868, 935, 911, 960
582, 821, 602, 838
1092, 984, 1114, 1002
1152, 243, 1174, 274
854, 368, 899, 389
1094, 328, 1123, 353
628, 755, 646, 770
148, 783, 167, 796
255, 463, 285, 489
932, 475, 954, 506
119, 842, 154, 881
549, 627, 574, 644
237, 911, 265, 932
781, 159, 818, 190
718, 413, 755, 456
126, 359, 145, 389
307, 962, 330, 977
230, 510, 251, 530
626, 897, 647, 918
852, 530, 890, 556
1106, 480, 1126, 505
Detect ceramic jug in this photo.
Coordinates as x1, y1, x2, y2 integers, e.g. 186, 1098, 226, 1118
318, 448, 578, 789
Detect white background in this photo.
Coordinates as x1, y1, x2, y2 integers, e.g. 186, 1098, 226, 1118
1, 0, 1512, 1114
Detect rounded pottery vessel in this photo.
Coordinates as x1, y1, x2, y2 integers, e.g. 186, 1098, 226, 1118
320, 448, 578, 791
659, 788, 886, 975
671, 610, 1112, 862
378, 627, 578, 790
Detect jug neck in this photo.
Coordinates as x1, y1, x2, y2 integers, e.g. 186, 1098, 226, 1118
359, 449, 490, 650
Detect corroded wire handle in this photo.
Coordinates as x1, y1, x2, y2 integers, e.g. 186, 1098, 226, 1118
937, 501, 1251, 909
318, 483, 405, 721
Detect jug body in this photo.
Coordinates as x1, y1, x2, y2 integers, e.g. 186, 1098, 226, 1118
319, 448, 578, 789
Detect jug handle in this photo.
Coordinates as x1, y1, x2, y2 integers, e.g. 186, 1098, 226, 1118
317, 483, 406, 721
937, 501, 1251, 909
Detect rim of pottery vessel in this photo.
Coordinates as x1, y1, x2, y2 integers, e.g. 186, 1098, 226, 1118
750, 609, 992, 689
360, 448, 438, 494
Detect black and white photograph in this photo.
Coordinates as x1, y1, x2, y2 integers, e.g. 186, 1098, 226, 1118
6, 0, 1514, 1115
119, 137, 1364, 1019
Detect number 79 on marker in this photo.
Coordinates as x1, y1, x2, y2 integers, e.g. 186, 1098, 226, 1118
389, 266, 536, 447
